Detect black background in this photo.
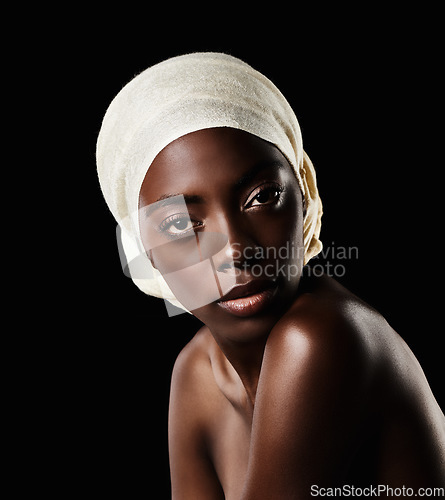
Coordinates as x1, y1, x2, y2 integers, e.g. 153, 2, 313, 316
32, 9, 443, 498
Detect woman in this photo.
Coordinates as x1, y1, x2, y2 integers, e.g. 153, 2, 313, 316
97, 53, 445, 498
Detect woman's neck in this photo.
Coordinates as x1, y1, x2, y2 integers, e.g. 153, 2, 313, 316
209, 329, 268, 410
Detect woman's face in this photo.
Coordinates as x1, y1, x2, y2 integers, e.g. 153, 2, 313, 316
139, 128, 304, 341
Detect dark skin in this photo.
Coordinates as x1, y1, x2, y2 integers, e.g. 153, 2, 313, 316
139, 128, 445, 499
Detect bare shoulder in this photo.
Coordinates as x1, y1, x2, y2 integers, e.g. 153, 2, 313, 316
255, 275, 386, 435
265, 275, 384, 386
244, 276, 445, 493
243, 276, 387, 494
171, 324, 216, 397
169, 324, 224, 432
266, 274, 444, 437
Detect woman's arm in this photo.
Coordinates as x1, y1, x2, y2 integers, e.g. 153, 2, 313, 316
168, 341, 225, 500
240, 311, 371, 499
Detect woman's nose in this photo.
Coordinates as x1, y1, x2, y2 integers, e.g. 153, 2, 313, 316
209, 215, 260, 273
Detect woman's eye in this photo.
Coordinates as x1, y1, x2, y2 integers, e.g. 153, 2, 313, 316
159, 215, 194, 236
246, 184, 283, 208
169, 218, 192, 234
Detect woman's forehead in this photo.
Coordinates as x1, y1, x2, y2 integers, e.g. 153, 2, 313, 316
139, 128, 293, 206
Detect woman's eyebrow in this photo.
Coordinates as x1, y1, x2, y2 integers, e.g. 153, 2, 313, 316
144, 194, 204, 218
144, 159, 283, 218
235, 159, 284, 190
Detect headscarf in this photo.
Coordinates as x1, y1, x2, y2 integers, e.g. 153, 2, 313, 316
97, 52, 323, 310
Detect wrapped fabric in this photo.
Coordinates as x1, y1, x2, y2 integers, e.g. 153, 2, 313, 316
97, 52, 323, 310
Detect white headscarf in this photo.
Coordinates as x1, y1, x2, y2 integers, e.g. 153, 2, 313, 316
97, 52, 323, 310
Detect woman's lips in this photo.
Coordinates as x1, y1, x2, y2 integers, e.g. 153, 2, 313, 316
217, 279, 278, 317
